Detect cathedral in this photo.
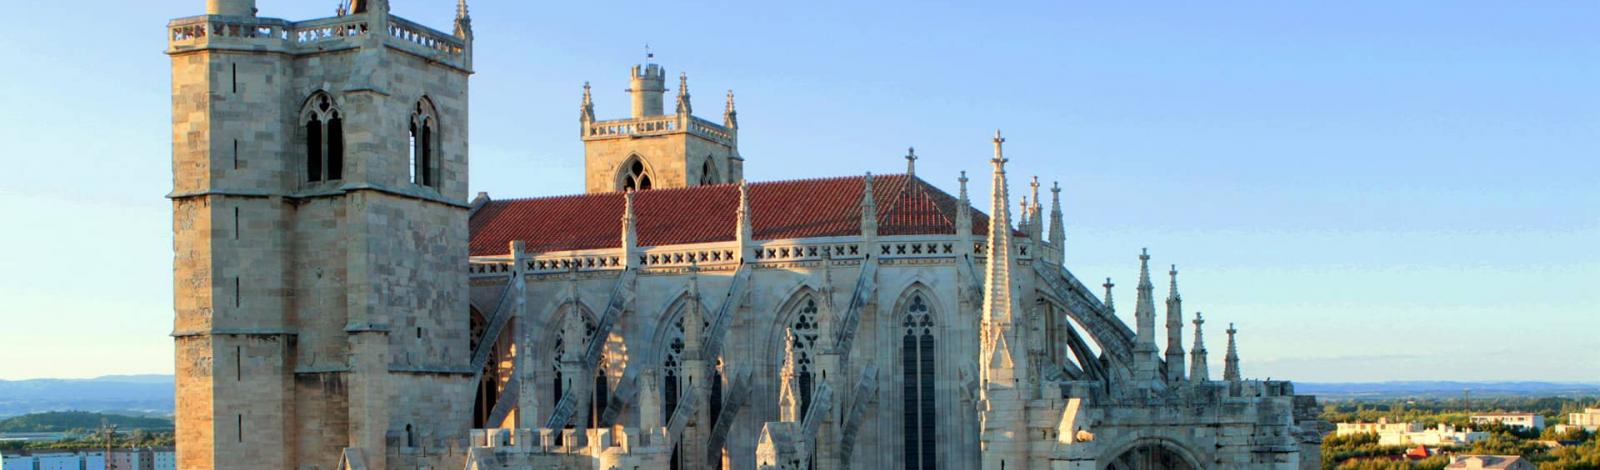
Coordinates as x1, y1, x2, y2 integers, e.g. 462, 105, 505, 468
165, 1, 1329, 469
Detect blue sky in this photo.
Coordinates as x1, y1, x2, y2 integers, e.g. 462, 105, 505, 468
0, 0, 1594, 382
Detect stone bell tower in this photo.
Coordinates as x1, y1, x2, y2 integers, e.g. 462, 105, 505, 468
166, 0, 474, 468
582, 61, 743, 193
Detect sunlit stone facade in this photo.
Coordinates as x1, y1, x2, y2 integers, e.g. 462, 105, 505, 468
168, 1, 1328, 469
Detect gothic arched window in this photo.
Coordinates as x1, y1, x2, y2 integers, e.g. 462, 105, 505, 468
789, 298, 820, 417
699, 157, 719, 186
622, 158, 652, 191
901, 292, 936, 470
410, 98, 438, 188
301, 92, 343, 183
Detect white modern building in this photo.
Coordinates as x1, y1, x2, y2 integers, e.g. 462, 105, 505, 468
1471, 413, 1546, 431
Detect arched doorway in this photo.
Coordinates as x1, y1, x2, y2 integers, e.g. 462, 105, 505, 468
1104, 439, 1200, 470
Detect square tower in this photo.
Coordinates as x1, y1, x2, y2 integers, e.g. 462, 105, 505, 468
581, 63, 744, 192
166, 0, 474, 468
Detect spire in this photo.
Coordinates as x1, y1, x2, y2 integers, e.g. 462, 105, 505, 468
724, 90, 738, 129
452, 0, 473, 38
982, 129, 1020, 380
860, 173, 878, 239
736, 180, 753, 257
1102, 278, 1115, 312
1133, 248, 1161, 383
1029, 176, 1042, 228
1223, 322, 1241, 382
580, 82, 595, 123
779, 330, 802, 422
1190, 311, 1209, 383
1134, 249, 1156, 347
1164, 264, 1186, 383
1018, 196, 1030, 230
675, 72, 693, 115
956, 171, 972, 251
1048, 181, 1064, 263
905, 147, 918, 177
621, 190, 638, 260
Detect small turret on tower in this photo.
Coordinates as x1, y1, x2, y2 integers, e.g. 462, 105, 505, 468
628, 63, 668, 118
207, 0, 255, 16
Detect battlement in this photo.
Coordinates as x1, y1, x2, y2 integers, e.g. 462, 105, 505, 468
167, 12, 469, 71
631, 63, 666, 80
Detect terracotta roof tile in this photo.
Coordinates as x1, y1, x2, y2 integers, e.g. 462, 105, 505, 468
469, 174, 1005, 256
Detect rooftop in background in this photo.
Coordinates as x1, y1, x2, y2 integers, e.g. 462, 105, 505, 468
469, 174, 1004, 257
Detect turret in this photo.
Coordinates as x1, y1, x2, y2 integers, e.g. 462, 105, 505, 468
628, 63, 668, 117
1164, 265, 1186, 383
206, 0, 255, 16
956, 171, 972, 254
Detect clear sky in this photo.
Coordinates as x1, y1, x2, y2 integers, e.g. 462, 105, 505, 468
0, 0, 1594, 382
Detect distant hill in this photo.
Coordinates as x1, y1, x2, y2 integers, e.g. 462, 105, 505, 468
0, 375, 173, 418
1298, 381, 1600, 400
0, 411, 172, 433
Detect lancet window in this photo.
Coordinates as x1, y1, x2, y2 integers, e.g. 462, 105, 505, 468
301, 92, 343, 183
901, 292, 936, 470
789, 297, 819, 417
410, 98, 438, 188
622, 157, 652, 191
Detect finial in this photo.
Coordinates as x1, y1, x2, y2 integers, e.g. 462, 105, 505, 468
645, 43, 654, 62
905, 147, 918, 177
960, 170, 969, 184
723, 89, 738, 129
1102, 277, 1115, 310
1030, 176, 1041, 201
456, 0, 469, 19
992, 129, 1007, 164
675, 72, 692, 115
580, 82, 595, 122
1169, 264, 1180, 297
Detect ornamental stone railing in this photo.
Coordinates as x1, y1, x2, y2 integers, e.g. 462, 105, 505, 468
168, 13, 466, 69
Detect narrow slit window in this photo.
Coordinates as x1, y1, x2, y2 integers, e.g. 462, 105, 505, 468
234, 277, 241, 308
235, 346, 242, 381
232, 139, 239, 170
233, 206, 240, 239
237, 414, 243, 442
231, 63, 237, 94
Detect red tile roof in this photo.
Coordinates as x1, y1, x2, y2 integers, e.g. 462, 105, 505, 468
468, 174, 1006, 256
